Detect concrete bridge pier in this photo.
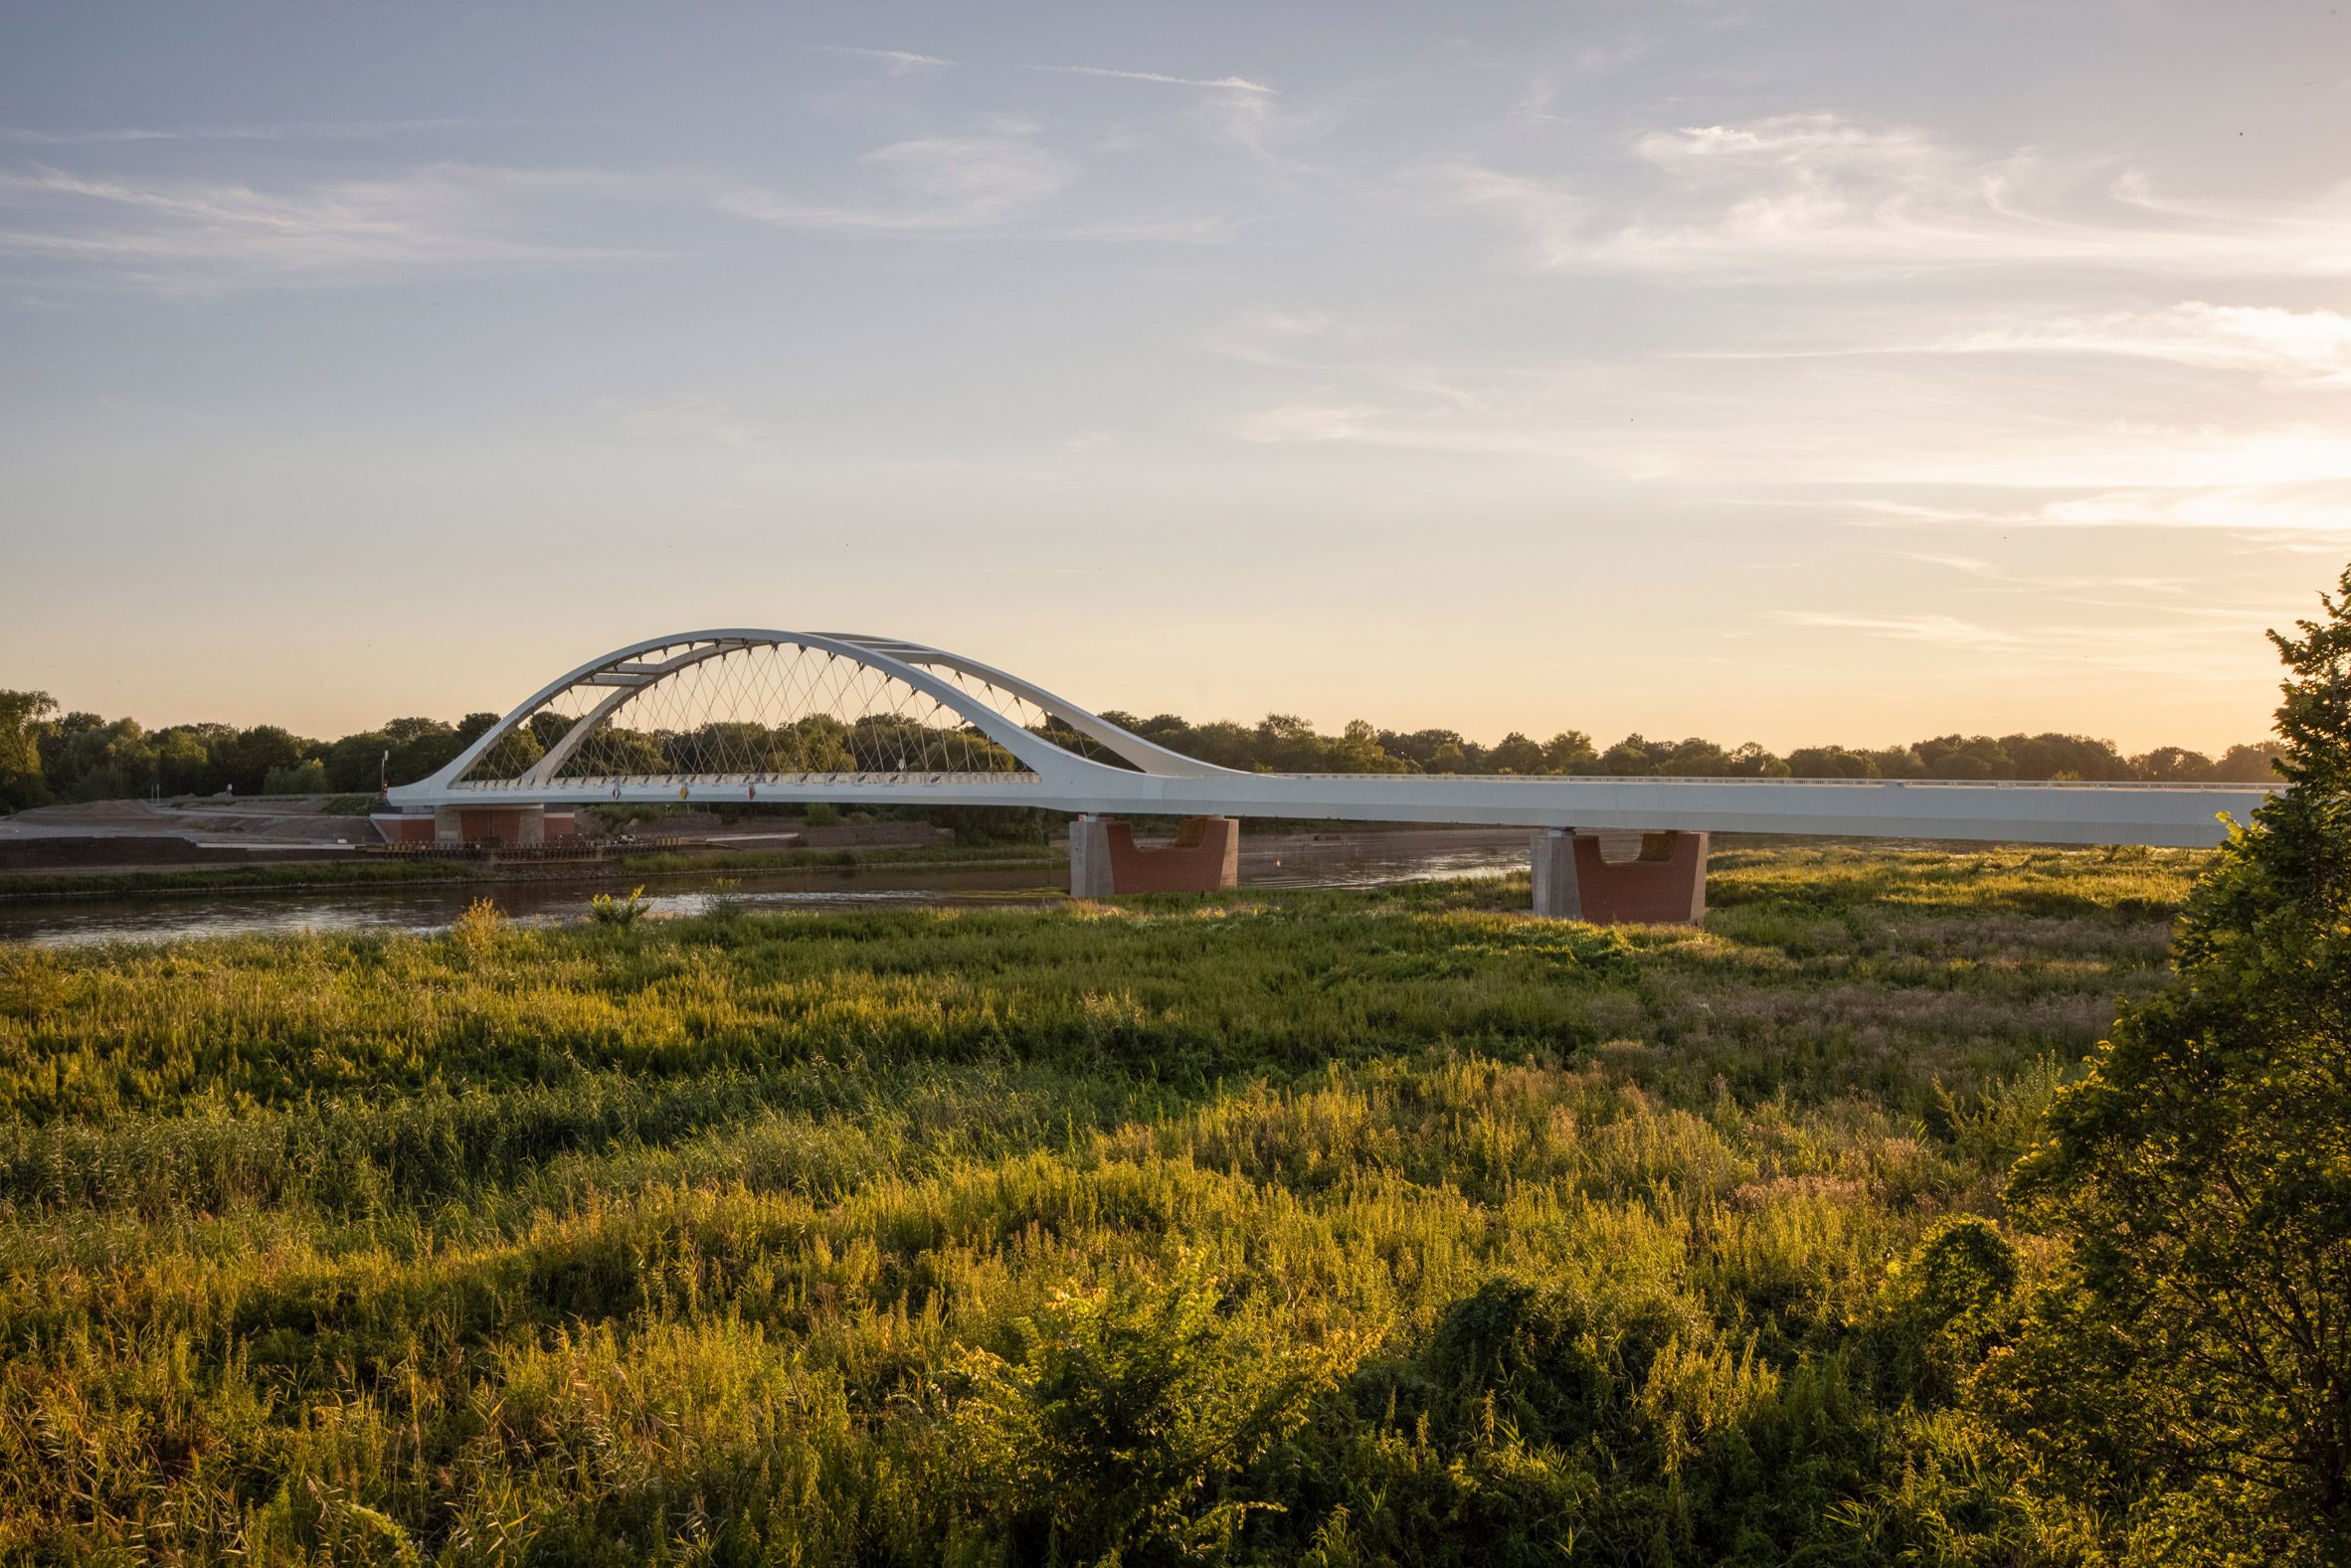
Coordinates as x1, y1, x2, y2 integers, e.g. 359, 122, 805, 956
1532, 828, 1709, 925
1069, 814, 1240, 898
1070, 814, 1114, 898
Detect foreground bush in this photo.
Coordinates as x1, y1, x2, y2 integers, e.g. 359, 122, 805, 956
1994, 566, 2351, 1565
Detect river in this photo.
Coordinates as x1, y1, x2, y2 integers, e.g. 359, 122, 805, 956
0, 832, 1531, 948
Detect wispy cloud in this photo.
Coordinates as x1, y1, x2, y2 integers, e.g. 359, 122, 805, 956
0, 117, 543, 144
1438, 165, 1586, 263
604, 393, 754, 447
0, 112, 1211, 289
1053, 214, 1240, 244
1773, 611, 2024, 649
1206, 307, 1354, 366
1187, 86, 1343, 170
805, 45, 951, 73
1766, 607, 2276, 686
1856, 481, 2351, 536
1214, 289, 2351, 528
1836, 427, 2351, 492
1709, 302, 2351, 387
1207, 309, 1488, 412
805, 43, 1274, 93
0, 162, 657, 289
1020, 65, 1273, 93
1633, 114, 1940, 175
1895, 552, 1996, 577
1437, 112, 2351, 279
1925, 303, 2351, 386
715, 127, 1071, 234
1890, 551, 2196, 599
1230, 402, 1394, 445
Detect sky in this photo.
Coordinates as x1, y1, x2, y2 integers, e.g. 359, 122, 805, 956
2, 0, 2347, 755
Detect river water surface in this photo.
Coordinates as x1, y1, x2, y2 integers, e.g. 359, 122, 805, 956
0, 834, 1530, 948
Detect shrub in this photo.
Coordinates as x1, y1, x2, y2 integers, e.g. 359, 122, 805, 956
588, 885, 649, 926
1315, 1274, 1899, 1562
450, 897, 506, 954
946, 1270, 1338, 1561
703, 877, 747, 923
1894, 1216, 2018, 1334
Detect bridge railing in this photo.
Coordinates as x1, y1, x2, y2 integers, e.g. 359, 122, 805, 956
433, 769, 2271, 793
373, 834, 713, 861
442, 770, 1046, 792
1247, 775, 2277, 790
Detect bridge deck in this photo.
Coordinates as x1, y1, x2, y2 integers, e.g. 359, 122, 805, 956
418, 773, 2272, 848
384, 630, 2275, 852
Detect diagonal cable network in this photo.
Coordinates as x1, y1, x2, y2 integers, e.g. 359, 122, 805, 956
455, 636, 1078, 786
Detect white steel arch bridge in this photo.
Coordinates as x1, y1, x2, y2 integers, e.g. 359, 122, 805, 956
383, 629, 2275, 920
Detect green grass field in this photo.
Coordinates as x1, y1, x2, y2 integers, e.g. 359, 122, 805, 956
0, 845, 2208, 1564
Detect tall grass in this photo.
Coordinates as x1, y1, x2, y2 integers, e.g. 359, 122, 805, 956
0, 846, 2204, 1562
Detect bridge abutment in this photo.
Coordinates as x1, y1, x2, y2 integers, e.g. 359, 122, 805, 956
1069, 815, 1240, 897
1532, 828, 1709, 925
433, 803, 552, 848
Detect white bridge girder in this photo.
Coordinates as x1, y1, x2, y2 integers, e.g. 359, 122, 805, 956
386, 629, 2276, 848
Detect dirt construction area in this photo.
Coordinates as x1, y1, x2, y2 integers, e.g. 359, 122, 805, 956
0, 799, 381, 875
0, 799, 962, 878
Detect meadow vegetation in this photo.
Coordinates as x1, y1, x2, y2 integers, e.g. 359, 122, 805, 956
0, 844, 2243, 1563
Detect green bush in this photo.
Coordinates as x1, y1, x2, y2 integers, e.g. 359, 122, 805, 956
947, 1269, 1339, 1560
587, 884, 648, 925
1305, 1275, 1890, 1564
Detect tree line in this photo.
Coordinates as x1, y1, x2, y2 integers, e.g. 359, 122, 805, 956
0, 685, 2283, 810
1103, 710, 2284, 784
0, 696, 510, 809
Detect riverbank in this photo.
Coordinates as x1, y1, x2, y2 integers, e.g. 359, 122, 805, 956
0, 824, 1540, 905
0, 832, 1537, 948
0, 841, 1070, 902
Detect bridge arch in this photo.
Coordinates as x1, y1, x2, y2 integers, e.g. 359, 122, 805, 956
403, 628, 1231, 798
